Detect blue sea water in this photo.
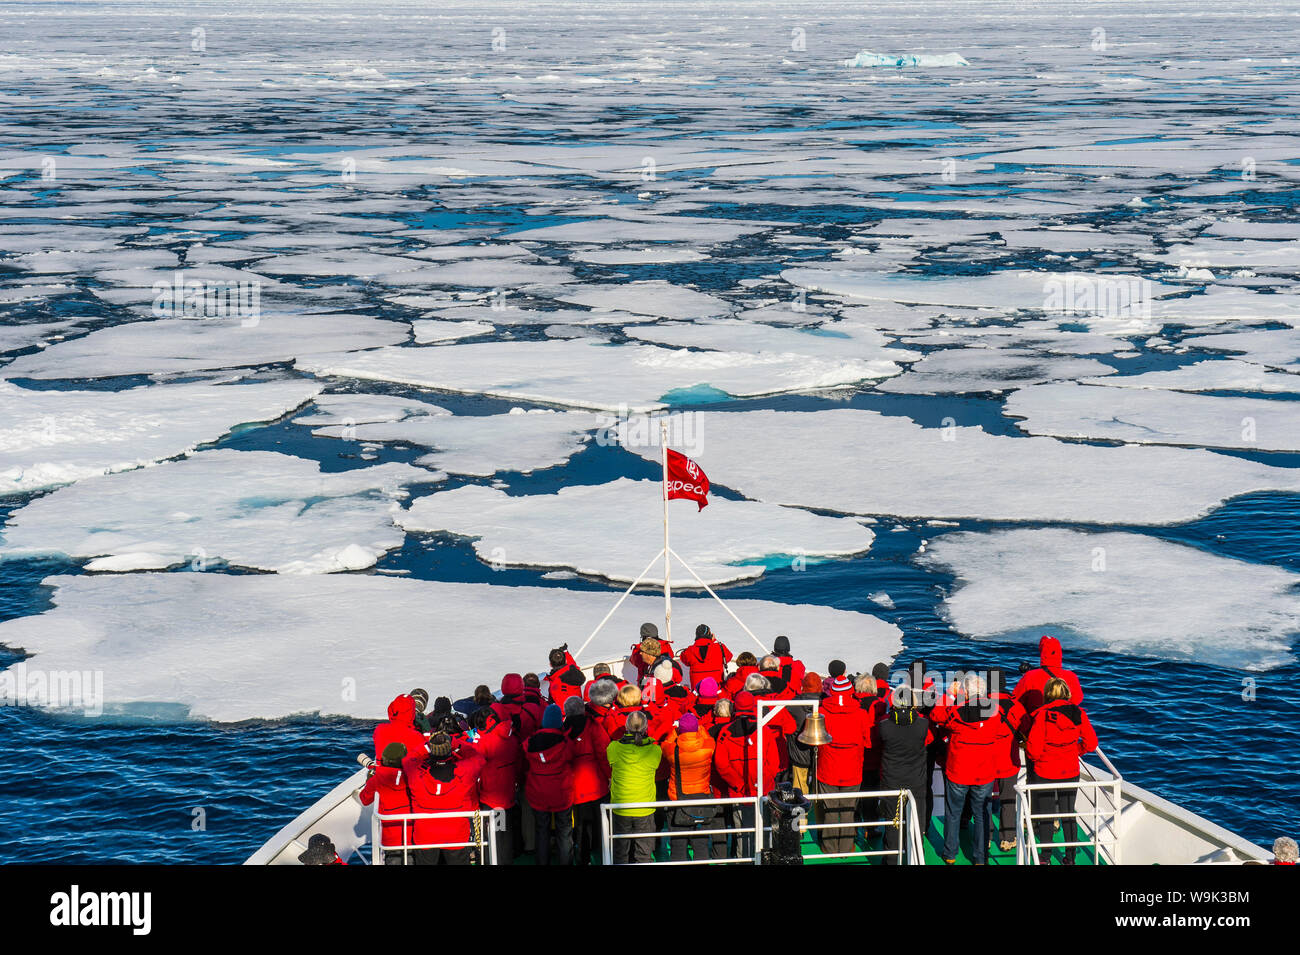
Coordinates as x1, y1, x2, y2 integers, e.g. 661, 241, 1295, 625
2, 0, 1299, 864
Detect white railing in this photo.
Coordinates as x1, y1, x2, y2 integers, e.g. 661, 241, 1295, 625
778, 788, 925, 864
371, 807, 507, 865
599, 788, 925, 865
599, 797, 760, 865
1015, 750, 1123, 866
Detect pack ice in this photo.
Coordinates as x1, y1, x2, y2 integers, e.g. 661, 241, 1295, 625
397, 479, 875, 585
298, 339, 893, 412
0, 448, 437, 574
1005, 383, 1300, 452
0, 573, 902, 722
921, 528, 1298, 671
0, 378, 322, 493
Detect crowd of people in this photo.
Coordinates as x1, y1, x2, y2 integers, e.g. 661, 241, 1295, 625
352, 626, 1116, 866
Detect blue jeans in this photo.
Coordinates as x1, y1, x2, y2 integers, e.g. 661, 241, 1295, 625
943, 779, 993, 864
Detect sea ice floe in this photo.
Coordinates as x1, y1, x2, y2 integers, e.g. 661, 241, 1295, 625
920, 528, 1298, 670
557, 281, 734, 320
625, 319, 920, 367
1080, 359, 1300, 393
876, 347, 1115, 395
0, 573, 902, 721
1181, 329, 1300, 371
507, 216, 765, 245
783, 268, 1178, 315
1004, 383, 1300, 452
397, 478, 875, 585
0, 378, 322, 493
623, 409, 1300, 524
842, 51, 970, 68
570, 248, 709, 265
307, 406, 601, 477
298, 338, 893, 412
411, 319, 495, 343
0, 449, 435, 574
3, 314, 410, 379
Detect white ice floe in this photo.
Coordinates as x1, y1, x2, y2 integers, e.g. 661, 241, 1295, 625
397, 478, 875, 585
0, 573, 902, 721
570, 248, 709, 265
3, 314, 410, 379
623, 409, 1300, 524
920, 528, 1299, 671
1080, 359, 1300, 393
298, 338, 892, 412
0, 378, 322, 493
783, 268, 1177, 316
1004, 382, 1300, 452
841, 51, 970, 68
1181, 329, 1300, 371
876, 347, 1115, 394
626, 319, 919, 367
0, 320, 86, 357
0, 449, 436, 574
411, 319, 494, 343
307, 406, 601, 476
557, 281, 734, 320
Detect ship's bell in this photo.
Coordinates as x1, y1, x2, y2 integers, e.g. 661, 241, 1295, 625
798, 711, 832, 747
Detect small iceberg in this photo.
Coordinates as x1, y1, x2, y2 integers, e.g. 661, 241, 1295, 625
842, 50, 969, 68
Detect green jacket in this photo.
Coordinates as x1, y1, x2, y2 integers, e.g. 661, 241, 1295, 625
606, 735, 663, 816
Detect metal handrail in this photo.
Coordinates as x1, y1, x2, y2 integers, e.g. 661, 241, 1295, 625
1015, 770, 1122, 866
371, 807, 505, 865
599, 788, 924, 865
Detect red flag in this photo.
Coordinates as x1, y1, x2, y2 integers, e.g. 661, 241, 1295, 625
665, 448, 709, 511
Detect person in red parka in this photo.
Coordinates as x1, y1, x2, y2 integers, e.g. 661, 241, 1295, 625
722, 652, 759, 698
691, 678, 723, 733
930, 673, 1004, 865
817, 672, 873, 854
628, 623, 673, 683
545, 645, 585, 707
1013, 635, 1084, 715
602, 683, 643, 742
655, 659, 697, 721
359, 742, 415, 864
374, 694, 429, 762
563, 695, 611, 865
493, 673, 538, 739
679, 624, 733, 691
465, 706, 524, 865
1025, 677, 1098, 865
771, 636, 806, 692
403, 734, 485, 866
523, 704, 574, 866
521, 674, 546, 732
713, 691, 780, 858
584, 663, 626, 701
987, 667, 1028, 851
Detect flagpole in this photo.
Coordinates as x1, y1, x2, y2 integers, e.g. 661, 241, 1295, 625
660, 420, 672, 645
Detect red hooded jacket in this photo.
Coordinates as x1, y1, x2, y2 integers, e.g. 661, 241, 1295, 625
566, 713, 611, 804
679, 636, 732, 690
403, 749, 485, 849
713, 716, 780, 796
1025, 699, 1098, 780
464, 711, 523, 809
374, 695, 429, 762
523, 729, 574, 812
722, 665, 757, 699
817, 684, 873, 787
930, 701, 1004, 786
359, 764, 414, 848
1013, 636, 1084, 714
